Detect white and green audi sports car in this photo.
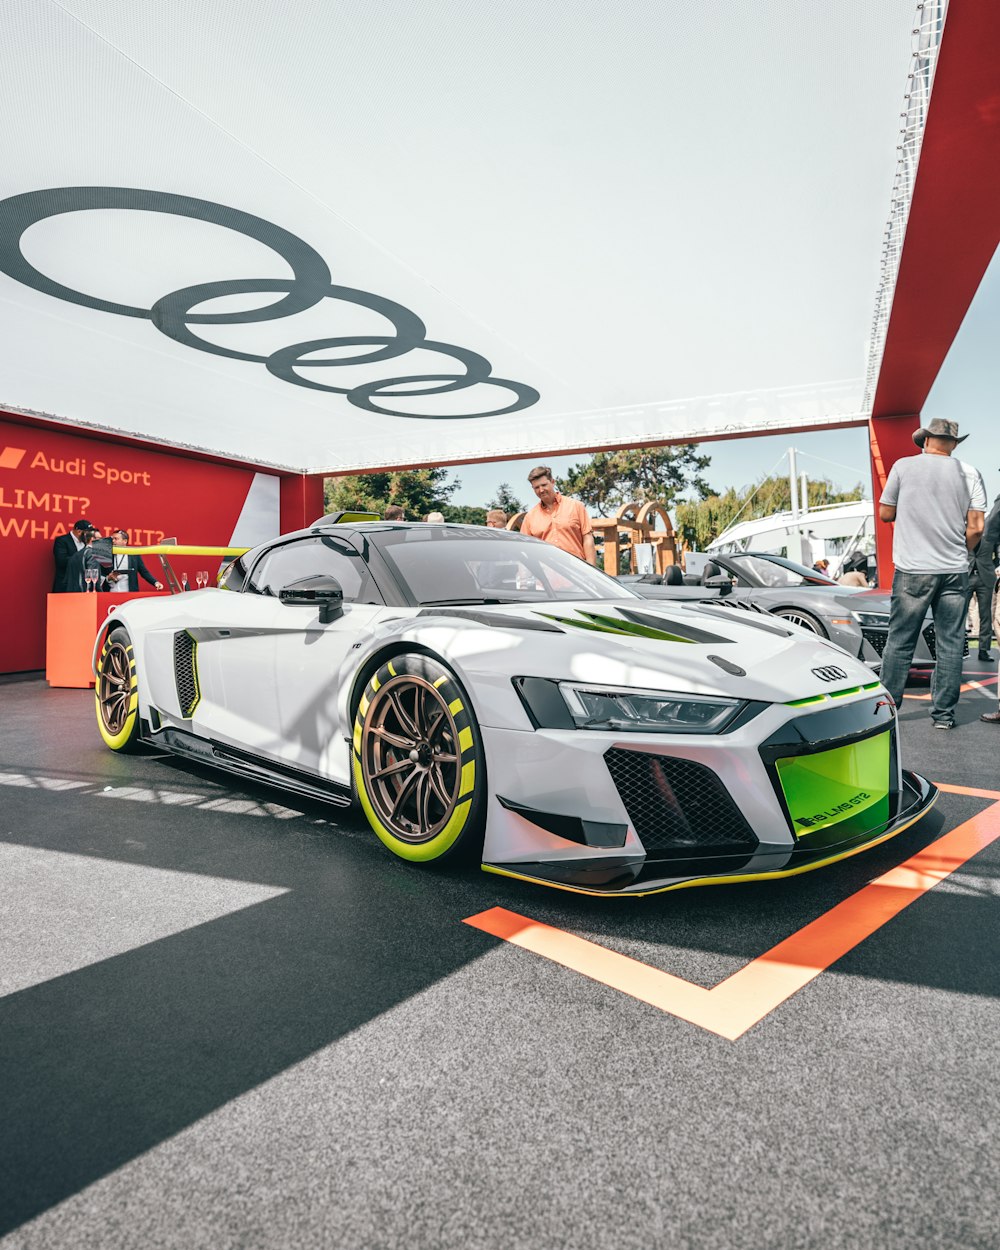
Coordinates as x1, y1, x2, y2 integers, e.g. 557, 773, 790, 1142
93, 518, 936, 897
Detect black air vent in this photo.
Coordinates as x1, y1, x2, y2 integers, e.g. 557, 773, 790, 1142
173, 631, 200, 718
604, 749, 757, 858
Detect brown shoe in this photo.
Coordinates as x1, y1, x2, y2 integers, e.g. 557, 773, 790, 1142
980, 711, 1000, 724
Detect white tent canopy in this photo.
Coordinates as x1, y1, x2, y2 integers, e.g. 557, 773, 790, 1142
0, 0, 926, 473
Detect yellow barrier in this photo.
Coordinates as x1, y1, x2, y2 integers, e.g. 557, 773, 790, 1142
113, 545, 250, 557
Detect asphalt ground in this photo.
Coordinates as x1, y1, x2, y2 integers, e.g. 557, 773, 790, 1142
1, 663, 998, 1249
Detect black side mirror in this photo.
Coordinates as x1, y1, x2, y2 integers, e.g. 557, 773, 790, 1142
279, 574, 344, 623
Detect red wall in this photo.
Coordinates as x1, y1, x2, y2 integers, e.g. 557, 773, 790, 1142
0, 414, 284, 673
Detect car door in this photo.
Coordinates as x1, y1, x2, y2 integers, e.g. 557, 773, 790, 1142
243, 534, 388, 785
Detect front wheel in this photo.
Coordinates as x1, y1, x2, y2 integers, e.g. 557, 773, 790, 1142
771, 607, 827, 637
95, 627, 143, 752
352, 653, 485, 863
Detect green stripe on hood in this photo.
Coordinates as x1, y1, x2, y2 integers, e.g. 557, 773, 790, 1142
535, 610, 695, 642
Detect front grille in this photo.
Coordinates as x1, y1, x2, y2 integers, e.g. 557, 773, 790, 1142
923, 623, 937, 660
922, 624, 969, 661
173, 631, 200, 718
863, 624, 968, 661
862, 626, 888, 657
604, 749, 758, 857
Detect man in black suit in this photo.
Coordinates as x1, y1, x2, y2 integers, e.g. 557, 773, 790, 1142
105, 528, 163, 592
968, 491, 1000, 662
52, 519, 94, 592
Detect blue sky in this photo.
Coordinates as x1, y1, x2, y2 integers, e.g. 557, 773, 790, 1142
452, 242, 1000, 513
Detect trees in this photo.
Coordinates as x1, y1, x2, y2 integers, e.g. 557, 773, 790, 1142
322, 472, 523, 525
324, 468, 459, 519
675, 476, 864, 552
442, 504, 487, 525
487, 482, 524, 515
557, 446, 715, 515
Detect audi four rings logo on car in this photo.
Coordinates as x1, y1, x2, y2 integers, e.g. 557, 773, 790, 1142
0, 187, 540, 420
811, 665, 849, 682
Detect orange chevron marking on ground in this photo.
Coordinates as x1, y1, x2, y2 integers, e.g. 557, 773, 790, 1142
904, 674, 998, 700
465, 796, 1000, 1040
935, 782, 1000, 800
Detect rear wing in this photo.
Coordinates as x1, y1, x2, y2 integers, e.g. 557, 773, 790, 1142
113, 541, 250, 593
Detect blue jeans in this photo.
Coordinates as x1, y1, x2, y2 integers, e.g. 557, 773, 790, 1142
880, 571, 969, 722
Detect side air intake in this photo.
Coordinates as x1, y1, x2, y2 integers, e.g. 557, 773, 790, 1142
173, 631, 201, 718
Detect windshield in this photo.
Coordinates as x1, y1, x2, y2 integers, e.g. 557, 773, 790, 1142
371, 526, 638, 605
729, 553, 839, 588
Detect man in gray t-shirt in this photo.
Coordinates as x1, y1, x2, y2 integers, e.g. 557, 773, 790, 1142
878, 418, 986, 728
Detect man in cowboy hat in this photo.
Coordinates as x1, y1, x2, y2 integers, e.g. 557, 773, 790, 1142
878, 418, 987, 729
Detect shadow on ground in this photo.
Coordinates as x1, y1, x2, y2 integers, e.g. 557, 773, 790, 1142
1, 673, 999, 1235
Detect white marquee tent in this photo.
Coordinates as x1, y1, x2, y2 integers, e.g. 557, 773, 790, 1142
0, 0, 941, 473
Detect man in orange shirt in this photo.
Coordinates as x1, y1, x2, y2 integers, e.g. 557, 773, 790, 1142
520, 466, 596, 565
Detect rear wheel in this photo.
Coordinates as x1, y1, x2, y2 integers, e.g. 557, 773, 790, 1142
771, 607, 827, 637
95, 627, 143, 752
353, 654, 485, 863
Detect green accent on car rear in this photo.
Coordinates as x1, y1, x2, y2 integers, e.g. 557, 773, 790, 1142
777, 732, 891, 844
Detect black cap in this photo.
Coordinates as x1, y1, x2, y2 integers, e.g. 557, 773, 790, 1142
71, 518, 92, 532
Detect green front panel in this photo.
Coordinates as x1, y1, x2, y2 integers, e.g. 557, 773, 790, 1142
776, 732, 891, 845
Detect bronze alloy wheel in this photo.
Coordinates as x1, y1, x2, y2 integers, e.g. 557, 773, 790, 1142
361, 674, 462, 842
98, 639, 133, 735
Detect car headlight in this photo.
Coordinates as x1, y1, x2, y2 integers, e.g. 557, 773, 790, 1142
513, 677, 744, 733
851, 611, 889, 627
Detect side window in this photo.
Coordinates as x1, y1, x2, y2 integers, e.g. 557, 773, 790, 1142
245, 537, 382, 603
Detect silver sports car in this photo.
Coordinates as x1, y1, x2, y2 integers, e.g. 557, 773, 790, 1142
93, 520, 936, 897
623, 551, 944, 669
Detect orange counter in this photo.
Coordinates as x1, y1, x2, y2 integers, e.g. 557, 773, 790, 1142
46, 592, 165, 688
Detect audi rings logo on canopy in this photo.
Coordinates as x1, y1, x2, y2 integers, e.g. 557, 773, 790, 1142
0, 187, 540, 420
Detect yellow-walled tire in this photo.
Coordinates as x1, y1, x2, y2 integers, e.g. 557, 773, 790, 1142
353, 653, 485, 863
95, 627, 143, 753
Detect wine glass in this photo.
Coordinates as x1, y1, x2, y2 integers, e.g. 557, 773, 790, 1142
200, 570, 210, 589
85, 567, 97, 592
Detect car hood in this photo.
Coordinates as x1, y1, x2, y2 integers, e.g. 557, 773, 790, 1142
409, 599, 880, 704
832, 587, 891, 614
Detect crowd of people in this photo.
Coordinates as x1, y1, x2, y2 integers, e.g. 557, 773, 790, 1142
51, 521, 162, 593
52, 440, 1000, 728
